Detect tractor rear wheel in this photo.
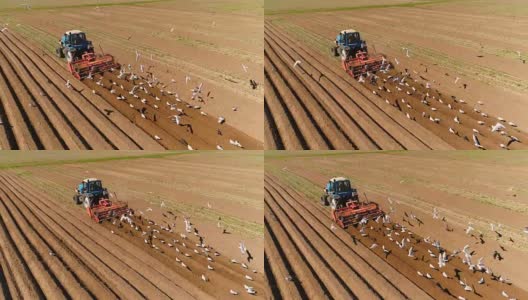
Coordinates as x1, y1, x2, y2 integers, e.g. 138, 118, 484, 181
321, 196, 329, 206
56, 47, 65, 58
332, 46, 339, 57
73, 195, 82, 205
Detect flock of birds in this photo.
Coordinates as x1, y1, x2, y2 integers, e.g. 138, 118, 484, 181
346, 198, 521, 300
354, 59, 523, 149
66, 63, 245, 150
110, 206, 259, 296
290, 53, 525, 149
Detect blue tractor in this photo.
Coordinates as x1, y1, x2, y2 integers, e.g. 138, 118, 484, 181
320, 177, 359, 209
331, 29, 387, 77
73, 178, 108, 206
56, 30, 95, 63
332, 29, 367, 61
55, 30, 118, 79
73, 178, 130, 222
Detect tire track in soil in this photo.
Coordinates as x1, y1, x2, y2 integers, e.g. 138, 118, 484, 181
0, 48, 65, 150
266, 29, 400, 150
0, 33, 114, 150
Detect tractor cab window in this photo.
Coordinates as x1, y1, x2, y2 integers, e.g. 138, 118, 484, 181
87, 181, 102, 192
69, 33, 85, 45
346, 32, 360, 44
336, 181, 351, 193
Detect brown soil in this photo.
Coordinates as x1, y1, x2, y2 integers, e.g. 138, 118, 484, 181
264, 11, 528, 149
265, 151, 528, 298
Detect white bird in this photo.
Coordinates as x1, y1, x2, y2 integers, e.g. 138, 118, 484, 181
425, 273, 432, 279
465, 224, 474, 234
187, 144, 194, 150
501, 291, 509, 298
478, 277, 484, 284
454, 116, 461, 124
230, 290, 238, 295
242, 64, 248, 72
370, 243, 378, 249
358, 75, 365, 83
442, 272, 449, 278
218, 116, 225, 124
229, 139, 243, 148
473, 133, 483, 149
293, 60, 301, 68
464, 285, 472, 292
201, 274, 208, 282
245, 288, 256, 295
216, 145, 224, 150
449, 127, 456, 134
491, 122, 505, 132
408, 247, 415, 257
208, 265, 214, 270
239, 241, 247, 254
245, 275, 253, 281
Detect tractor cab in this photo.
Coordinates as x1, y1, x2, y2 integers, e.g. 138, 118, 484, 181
321, 177, 359, 209
74, 178, 108, 207
57, 30, 94, 62
77, 178, 104, 195
333, 29, 367, 60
